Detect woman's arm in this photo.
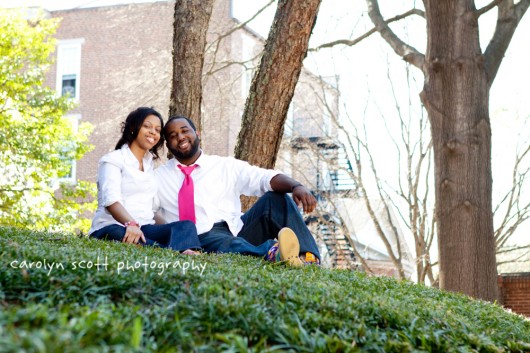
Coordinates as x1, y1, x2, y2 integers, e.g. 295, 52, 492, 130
99, 161, 145, 244
106, 202, 146, 244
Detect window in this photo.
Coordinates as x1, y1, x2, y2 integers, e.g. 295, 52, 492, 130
56, 39, 84, 101
55, 39, 83, 186
58, 114, 80, 184
61, 74, 76, 97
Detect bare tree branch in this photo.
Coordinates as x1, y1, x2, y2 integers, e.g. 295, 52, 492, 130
484, 0, 530, 84
204, 54, 261, 77
309, 8, 425, 52
204, 0, 275, 75
497, 244, 530, 254
211, 0, 275, 44
494, 133, 530, 250
350, 125, 407, 278
477, 0, 504, 17
365, 0, 425, 69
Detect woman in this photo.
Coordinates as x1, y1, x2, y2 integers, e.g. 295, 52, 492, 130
88, 107, 201, 254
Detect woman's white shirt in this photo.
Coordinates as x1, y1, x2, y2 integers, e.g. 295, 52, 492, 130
88, 144, 157, 234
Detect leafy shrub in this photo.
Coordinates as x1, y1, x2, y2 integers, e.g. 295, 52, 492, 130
1, 227, 529, 352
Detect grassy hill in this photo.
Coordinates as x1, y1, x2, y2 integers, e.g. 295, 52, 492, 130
0, 226, 529, 352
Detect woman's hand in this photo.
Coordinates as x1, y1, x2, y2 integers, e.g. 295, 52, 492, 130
122, 225, 146, 244
105, 202, 146, 244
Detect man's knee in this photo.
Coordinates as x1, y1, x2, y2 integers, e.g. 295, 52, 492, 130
261, 191, 290, 203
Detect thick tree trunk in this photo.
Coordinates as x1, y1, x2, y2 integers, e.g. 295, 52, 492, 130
169, 0, 214, 130
234, 0, 321, 168
421, 1, 498, 301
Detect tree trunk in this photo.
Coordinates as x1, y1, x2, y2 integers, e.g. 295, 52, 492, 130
421, 1, 498, 301
234, 0, 321, 168
169, 0, 215, 130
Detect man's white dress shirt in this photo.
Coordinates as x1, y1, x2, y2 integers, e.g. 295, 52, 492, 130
88, 144, 157, 235
155, 152, 281, 235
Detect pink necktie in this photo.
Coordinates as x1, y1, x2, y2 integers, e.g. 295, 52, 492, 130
177, 164, 198, 223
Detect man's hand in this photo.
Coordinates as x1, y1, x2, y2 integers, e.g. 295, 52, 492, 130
269, 174, 318, 212
292, 185, 317, 213
122, 225, 146, 244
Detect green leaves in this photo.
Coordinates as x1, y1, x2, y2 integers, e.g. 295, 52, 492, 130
0, 9, 95, 232
1, 227, 529, 352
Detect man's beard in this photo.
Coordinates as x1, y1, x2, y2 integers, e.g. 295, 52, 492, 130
169, 136, 200, 161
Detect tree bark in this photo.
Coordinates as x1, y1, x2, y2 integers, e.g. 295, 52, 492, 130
170, 0, 215, 130
420, 0, 498, 301
234, 0, 322, 168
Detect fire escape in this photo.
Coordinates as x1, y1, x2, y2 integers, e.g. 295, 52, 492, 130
290, 136, 359, 269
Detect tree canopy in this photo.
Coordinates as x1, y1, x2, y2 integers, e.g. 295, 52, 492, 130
0, 9, 95, 232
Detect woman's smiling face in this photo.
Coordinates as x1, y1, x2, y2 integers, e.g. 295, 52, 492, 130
132, 114, 162, 151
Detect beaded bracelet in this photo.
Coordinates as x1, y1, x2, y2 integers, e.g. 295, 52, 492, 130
123, 220, 140, 228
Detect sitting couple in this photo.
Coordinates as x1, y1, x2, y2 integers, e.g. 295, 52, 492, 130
88, 107, 321, 266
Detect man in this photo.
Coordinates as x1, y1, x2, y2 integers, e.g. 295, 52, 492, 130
155, 116, 321, 266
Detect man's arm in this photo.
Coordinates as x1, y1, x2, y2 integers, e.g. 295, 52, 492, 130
153, 212, 166, 225
270, 174, 317, 213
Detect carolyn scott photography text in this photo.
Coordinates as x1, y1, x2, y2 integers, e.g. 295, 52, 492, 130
9, 256, 208, 276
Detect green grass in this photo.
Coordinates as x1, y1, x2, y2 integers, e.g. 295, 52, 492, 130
0, 226, 529, 352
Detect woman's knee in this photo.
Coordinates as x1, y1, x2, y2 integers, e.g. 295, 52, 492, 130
90, 225, 125, 242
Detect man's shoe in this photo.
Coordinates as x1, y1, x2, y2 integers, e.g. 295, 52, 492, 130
278, 227, 303, 267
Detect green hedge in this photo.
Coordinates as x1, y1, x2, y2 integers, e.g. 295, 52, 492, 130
0, 226, 529, 352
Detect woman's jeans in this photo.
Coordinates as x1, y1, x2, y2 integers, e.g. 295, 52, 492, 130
90, 220, 201, 251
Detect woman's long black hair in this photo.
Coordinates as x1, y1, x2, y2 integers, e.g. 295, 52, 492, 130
115, 107, 164, 159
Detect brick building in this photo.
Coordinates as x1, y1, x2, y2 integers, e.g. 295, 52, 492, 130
45, 0, 339, 183
498, 273, 530, 317
47, 1, 181, 182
